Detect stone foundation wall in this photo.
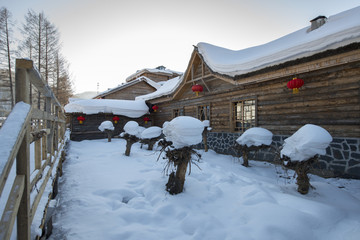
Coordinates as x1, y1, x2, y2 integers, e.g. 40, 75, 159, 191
199, 132, 360, 179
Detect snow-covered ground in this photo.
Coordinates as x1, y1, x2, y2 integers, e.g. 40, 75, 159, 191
49, 138, 360, 240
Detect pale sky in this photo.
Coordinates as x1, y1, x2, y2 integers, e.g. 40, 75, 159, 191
1, 0, 359, 94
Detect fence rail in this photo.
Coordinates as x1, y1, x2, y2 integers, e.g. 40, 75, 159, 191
0, 59, 66, 240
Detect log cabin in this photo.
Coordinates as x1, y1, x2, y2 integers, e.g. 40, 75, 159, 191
138, 7, 360, 178
95, 66, 182, 100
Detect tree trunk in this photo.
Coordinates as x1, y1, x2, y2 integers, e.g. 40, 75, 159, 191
148, 141, 155, 150
202, 127, 208, 152
165, 147, 191, 195
295, 161, 311, 194
105, 130, 112, 142
242, 147, 249, 167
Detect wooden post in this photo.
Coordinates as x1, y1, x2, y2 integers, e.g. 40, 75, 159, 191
46, 97, 53, 157
53, 106, 59, 151
15, 59, 31, 240
35, 139, 41, 169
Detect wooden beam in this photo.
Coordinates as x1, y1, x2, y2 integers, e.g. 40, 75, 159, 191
0, 175, 25, 240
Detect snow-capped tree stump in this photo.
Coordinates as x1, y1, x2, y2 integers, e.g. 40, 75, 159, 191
280, 124, 332, 195
122, 133, 139, 156
282, 155, 318, 194
160, 116, 204, 195
98, 121, 115, 142
234, 144, 271, 167
234, 127, 273, 167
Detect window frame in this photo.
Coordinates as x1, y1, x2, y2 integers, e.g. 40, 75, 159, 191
230, 97, 257, 133
197, 104, 211, 121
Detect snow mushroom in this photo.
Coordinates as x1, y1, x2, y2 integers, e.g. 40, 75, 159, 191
163, 116, 204, 149
123, 121, 139, 136
98, 120, 115, 132
236, 127, 273, 147
281, 124, 333, 162
140, 126, 162, 139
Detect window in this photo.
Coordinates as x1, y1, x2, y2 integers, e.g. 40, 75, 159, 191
233, 99, 256, 132
197, 105, 210, 121
173, 108, 184, 118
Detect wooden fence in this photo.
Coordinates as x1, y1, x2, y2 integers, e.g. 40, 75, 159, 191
0, 59, 66, 240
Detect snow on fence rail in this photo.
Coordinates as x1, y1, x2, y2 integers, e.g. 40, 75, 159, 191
0, 59, 66, 240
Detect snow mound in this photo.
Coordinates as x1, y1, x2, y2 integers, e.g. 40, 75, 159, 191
141, 126, 162, 139
236, 127, 273, 147
123, 121, 139, 136
163, 116, 204, 149
98, 121, 114, 132
281, 124, 333, 162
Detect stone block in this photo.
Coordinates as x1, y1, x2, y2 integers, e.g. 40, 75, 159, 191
349, 159, 360, 167
332, 149, 344, 160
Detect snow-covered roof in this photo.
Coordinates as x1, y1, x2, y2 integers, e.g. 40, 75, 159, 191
64, 99, 149, 118
126, 67, 182, 82
135, 76, 183, 101
197, 6, 360, 78
94, 76, 161, 99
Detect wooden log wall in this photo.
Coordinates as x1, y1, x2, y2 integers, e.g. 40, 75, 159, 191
69, 113, 153, 141
153, 54, 360, 138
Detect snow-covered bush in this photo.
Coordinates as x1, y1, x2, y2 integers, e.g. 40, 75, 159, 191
280, 124, 332, 194
235, 127, 273, 167
160, 116, 204, 195
140, 126, 162, 150
98, 121, 115, 142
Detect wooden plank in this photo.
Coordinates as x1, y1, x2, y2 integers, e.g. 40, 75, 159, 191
0, 175, 25, 240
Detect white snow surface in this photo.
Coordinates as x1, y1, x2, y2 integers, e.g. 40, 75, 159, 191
163, 116, 204, 149
98, 121, 114, 132
64, 99, 149, 118
281, 124, 333, 162
136, 76, 182, 101
140, 126, 162, 139
123, 121, 139, 136
0, 102, 31, 174
197, 7, 360, 77
236, 127, 273, 147
48, 138, 360, 240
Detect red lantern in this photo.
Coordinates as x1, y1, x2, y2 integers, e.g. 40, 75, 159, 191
112, 116, 120, 124
77, 116, 85, 124
192, 84, 203, 96
287, 77, 304, 94
144, 117, 150, 124
152, 105, 159, 112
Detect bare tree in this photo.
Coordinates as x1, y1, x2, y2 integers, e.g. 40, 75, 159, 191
0, 7, 15, 107
19, 9, 72, 106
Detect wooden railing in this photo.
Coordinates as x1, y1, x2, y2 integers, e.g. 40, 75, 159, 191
0, 59, 66, 240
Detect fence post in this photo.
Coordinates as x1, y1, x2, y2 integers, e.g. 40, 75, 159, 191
15, 59, 31, 240
46, 97, 53, 157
